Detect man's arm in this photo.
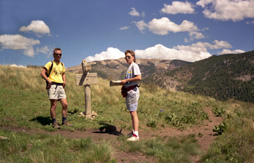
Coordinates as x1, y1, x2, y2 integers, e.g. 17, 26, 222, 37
41, 68, 52, 89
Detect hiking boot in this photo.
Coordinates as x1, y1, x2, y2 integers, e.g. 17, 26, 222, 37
127, 135, 139, 141
62, 121, 72, 126
53, 122, 60, 129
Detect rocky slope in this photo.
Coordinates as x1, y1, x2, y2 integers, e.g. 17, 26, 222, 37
67, 58, 189, 80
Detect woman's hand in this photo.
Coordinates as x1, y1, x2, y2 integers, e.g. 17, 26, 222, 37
121, 79, 127, 85
121, 75, 141, 85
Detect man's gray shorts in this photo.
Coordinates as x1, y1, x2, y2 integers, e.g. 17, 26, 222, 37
47, 85, 66, 100
126, 87, 140, 112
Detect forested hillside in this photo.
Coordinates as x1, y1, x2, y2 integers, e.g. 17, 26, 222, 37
149, 51, 254, 102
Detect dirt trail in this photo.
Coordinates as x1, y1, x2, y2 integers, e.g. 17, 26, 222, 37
1, 107, 223, 163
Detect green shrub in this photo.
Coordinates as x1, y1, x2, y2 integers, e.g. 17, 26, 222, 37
212, 106, 225, 117
213, 122, 226, 135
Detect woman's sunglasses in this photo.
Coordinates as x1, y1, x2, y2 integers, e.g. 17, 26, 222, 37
125, 56, 131, 59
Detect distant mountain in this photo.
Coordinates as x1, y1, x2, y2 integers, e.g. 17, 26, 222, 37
67, 51, 254, 102
148, 50, 254, 102
67, 58, 189, 80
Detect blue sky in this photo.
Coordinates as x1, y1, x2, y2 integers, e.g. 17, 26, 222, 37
0, 0, 254, 67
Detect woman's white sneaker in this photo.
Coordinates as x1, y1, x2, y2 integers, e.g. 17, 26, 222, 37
127, 135, 139, 141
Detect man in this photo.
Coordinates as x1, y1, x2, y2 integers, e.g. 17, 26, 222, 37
41, 48, 71, 129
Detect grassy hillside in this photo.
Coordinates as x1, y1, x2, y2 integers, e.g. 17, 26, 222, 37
0, 65, 211, 131
1, 65, 254, 162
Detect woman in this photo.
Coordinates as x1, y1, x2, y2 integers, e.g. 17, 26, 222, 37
121, 50, 141, 141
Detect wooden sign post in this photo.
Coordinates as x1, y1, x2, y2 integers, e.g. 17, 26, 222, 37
76, 59, 98, 118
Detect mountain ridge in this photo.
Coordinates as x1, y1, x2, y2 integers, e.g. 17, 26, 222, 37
67, 58, 189, 80
67, 50, 254, 102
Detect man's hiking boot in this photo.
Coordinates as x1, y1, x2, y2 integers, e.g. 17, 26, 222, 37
62, 121, 72, 126
53, 122, 60, 129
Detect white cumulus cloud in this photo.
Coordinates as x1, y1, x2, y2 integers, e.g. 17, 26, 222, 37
197, 0, 254, 21
85, 40, 233, 63
188, 31, 205, 41
218, 49, 245, 55
161, 1, 195, 14
0, 34, 40, 57
129, 8, 140, 17
19, 20, 50, 35
10, 64, 27, 68
133, 17, 204, 41
196, 0, 213, 8
36, 46, 51, 57
129, 8, 145, 17
132, 20, 148, 33
211, 40, 232, 49
148, 17, 198, 35
85, 47, 125, 62
135, 44, 212, 62
120, 26, 130, 30
175, 40, 232, 53
136, 40, 232, 62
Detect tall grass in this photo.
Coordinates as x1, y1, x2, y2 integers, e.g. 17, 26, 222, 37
117, 134, 200, 163
0, 129, 113, 163
0, 65, 43, 90
202, 101, 254, 163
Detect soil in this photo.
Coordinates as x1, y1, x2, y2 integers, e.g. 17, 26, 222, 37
1, 107, 223, 163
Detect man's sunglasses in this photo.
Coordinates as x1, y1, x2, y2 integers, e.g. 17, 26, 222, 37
54, 53, 62, 56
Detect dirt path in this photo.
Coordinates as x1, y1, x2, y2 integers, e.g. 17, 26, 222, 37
1, 107, 223, 163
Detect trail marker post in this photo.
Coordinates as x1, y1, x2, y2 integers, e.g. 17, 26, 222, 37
76, 59, 98, 118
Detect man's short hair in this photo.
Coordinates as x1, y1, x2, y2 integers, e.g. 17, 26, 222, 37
53, 48, 61, 53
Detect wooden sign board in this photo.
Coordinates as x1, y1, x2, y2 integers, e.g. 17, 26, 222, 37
76, 73, 98, 86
